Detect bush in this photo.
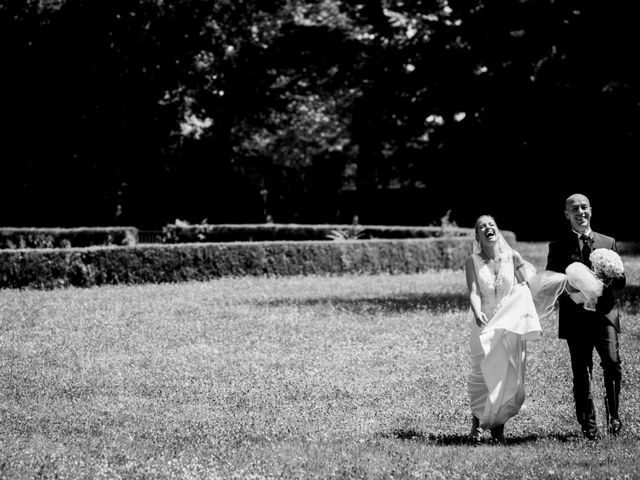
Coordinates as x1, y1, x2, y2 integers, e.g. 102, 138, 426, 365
162, 222, 478, 243
0, 227, 138, 249
0, 237, 475, 289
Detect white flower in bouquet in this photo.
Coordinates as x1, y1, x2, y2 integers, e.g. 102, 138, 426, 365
589, 248, 624, 281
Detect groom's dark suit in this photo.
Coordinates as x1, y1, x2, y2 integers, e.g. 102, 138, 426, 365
547, 230, 626, 436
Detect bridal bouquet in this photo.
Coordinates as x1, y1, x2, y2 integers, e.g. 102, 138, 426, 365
570, 249, 624, 312
589, 248, 625, 282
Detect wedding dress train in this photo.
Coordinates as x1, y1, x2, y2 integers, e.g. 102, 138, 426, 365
467, 253, 542, 429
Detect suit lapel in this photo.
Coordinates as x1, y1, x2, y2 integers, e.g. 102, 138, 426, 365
592, 232, 605, 250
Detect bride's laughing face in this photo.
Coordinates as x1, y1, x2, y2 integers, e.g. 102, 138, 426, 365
475, 216, 499, 244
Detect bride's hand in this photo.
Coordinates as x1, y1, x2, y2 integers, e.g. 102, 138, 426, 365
475, 312, 488, 327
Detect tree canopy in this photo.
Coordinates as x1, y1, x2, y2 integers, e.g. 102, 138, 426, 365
1, 0, 638, 238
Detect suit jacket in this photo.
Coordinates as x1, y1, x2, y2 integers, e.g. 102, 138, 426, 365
546, 230, 626, 339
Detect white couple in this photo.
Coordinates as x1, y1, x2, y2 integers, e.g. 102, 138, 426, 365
464, 214, 609, 444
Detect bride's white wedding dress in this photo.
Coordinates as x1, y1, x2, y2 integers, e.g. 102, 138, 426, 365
467, 252, 542, 429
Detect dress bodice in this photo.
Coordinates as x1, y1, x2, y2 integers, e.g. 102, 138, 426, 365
472, 252, 515, 318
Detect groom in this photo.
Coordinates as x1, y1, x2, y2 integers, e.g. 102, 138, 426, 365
546, 193, 626, 440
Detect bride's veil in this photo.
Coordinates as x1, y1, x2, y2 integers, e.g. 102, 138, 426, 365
528, 270, 567, 320
527, 259, 602, 319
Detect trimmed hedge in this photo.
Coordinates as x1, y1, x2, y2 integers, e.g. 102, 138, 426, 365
0, 237, 475, 290
162, 223, 478, 243
0, 227, 138, 249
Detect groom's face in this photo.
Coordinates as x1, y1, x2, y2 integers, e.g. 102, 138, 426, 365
565, 195, 592, 232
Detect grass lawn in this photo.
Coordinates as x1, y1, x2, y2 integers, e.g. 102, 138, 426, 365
1, 243, 640, 479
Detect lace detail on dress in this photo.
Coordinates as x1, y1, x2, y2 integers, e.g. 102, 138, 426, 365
472, 252, 515, 318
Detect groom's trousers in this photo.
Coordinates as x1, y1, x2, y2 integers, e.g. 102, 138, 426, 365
566, 320, 622, 432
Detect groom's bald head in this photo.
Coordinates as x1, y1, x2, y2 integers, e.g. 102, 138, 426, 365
565, 193, 590, 210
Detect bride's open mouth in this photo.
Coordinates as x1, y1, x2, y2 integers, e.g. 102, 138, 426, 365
485, 230, 496, 239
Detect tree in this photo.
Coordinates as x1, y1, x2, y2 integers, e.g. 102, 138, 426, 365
2, 0, 639, 235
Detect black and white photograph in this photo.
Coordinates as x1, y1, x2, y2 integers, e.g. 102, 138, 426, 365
1, 1, 639, 478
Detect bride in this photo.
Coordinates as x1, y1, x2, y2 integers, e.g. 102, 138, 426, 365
464, 215, 542, 444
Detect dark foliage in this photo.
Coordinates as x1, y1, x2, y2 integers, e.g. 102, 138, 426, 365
0, 227, 137, 249
161, 222, 480, 243
2, 1, 639, 239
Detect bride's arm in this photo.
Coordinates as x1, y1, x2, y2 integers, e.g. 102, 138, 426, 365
513, 250, 533, 285
465, 257, 487, 327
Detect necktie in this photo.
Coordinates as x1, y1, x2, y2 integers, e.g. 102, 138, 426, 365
580, 234, 592, 268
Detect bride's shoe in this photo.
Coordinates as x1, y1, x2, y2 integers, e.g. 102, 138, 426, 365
469, 415, 482, 444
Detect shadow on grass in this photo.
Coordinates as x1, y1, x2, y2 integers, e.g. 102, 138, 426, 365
257, 285, 640, 322
620, 285, 640, 317
381, 429, 579, 446
256, 292, 468, 314
618, 241, 640, 255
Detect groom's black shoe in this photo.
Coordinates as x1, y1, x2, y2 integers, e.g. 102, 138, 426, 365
490, 424, 506, 445
582, 426, 598, 441
609, 417, 622, 435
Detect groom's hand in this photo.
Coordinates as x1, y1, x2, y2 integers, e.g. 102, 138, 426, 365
606, 274, 626, 291
564, 282, 579, 294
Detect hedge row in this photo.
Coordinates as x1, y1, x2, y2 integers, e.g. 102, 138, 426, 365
162, 223, 477, 243
0, 227, 138, 249
0, 237, 474, 289
1, 224, 511, 248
